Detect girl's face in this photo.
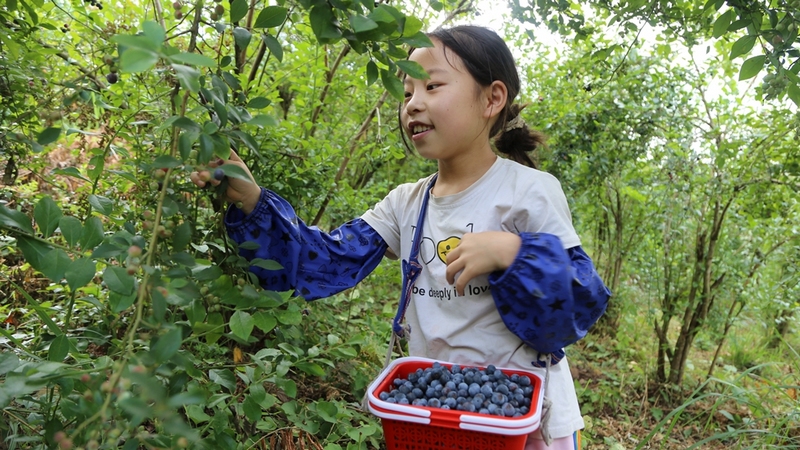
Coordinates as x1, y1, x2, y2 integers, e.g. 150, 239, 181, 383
401, 40, 496, 162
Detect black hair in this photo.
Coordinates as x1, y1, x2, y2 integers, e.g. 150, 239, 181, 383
399, 25, 546, 169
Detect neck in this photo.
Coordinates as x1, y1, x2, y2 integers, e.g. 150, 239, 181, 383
433, 147, 497, 197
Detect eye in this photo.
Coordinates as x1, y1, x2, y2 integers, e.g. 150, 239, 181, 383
427, 83, 440, 91
404, 91, 412, 100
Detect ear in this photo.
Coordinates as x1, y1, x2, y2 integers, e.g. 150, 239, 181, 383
484, 80, 508, 119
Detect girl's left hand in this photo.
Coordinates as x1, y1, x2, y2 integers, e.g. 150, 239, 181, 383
445, 232, 521, 296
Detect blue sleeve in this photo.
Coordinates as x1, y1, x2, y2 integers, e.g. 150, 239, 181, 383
488, 232, 611, 355
225, 188, 388, 300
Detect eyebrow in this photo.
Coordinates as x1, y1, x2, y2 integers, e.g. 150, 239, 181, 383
403, 68, 443, 85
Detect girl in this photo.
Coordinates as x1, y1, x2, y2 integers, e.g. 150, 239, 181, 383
192, 25, 610, 450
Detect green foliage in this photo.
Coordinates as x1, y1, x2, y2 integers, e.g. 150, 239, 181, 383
509, 0, 800, 105
0, 0, 464, 448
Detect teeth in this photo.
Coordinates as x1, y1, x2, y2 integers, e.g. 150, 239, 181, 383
412, 125, 432, 135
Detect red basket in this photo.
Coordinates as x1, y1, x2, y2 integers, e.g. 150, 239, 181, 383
366, 357, 544, 450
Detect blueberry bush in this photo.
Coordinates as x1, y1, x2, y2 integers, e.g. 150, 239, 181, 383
0, 0, 474, 448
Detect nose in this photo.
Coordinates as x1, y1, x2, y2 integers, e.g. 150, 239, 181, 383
404, 91, 424, 116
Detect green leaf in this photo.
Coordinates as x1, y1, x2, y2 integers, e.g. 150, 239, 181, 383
172, 64, 201, 93
17, 235, 52, 274
243, 396, 262, 422
152, 155, 182, 169
380, 68, 404, 101
88, 195, 114, 216
169, 52, 216, 67
48, 335, 70, 361
229, 310, 254, 340
230, 0, 248, 23
739, 55, 766, 80
142, 21, 166, 48
729, 35, 756, 59
209, 368, 237, 391
173, 116, 202, 134
39, 249, 72, 283
251, 258, 283, 270
296, 362, 325, 377
0, 353, 20, 376
247, 97, 271, 109
150, 327, 182, 363
120, 48, 159, 73
263, 34, 284, 62
233, 27, 252, 51
788, 82, 800, 107
178, 131, 198, 161
34, 197, 61, 238
252, 311, 277, 333
316, 401, 338, 423
366, 60, 378, 86
350, 14, 378, 33
276, 308, 302, 325
80, 217, 104, 250
51, 167, 90, 183
247, 114, 278, 128
310, 5, 342, 43
217, 164, 254, 183
103, 266, 135, 295
173, 222, 192, 253
0, 204, 34, 234
713, 9, 733, 38
401, 31, 433, 48
254, 6, 287, 28
396, 60, 427, 79
402, 15, 423, 37
37, 127, 61, 146
276, 378, 297, 398
66, 258, 97, 291
109, 291, 136, 313
58, 216, 82, 247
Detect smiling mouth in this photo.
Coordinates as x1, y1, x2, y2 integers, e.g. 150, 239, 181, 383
411, 124, 433, 136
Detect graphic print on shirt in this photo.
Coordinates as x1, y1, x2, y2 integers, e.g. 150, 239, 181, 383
411, 223, 491, 302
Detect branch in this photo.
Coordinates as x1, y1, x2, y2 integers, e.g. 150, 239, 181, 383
37, 41, 106, 91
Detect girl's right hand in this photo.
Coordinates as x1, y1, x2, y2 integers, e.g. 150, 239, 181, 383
189, 150, 261, 215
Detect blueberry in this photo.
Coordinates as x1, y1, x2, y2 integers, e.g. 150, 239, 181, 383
519, 376, 531, 387
520, 406, 529, 415
398, 398, 409, 404
491, 392, 507, 405
480, 385, 493, 397
486, 364, 496, 374
462, 402, 476, 412
428, 398, 441, 408
379, 392, 389, 401
412, 388, 423, 398
444, 398, 457, 408
213, 168, 225, 180
497, 384, 509, 395
387, 397, 397, 403
425, 387, 436, 398
468, 383, 481, 397
451, 364, 461, 374
502, 403, 516, 417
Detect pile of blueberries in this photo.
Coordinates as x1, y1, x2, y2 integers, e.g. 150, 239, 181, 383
377, 362, 535, 417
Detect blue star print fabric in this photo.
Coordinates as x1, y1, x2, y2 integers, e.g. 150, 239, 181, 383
226, 188, 610, 358
489, 232, 611, 355
225, 188, 387, 300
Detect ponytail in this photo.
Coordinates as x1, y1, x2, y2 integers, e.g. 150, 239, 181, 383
493, 103, 546, 170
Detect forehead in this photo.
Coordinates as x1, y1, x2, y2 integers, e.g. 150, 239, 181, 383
406, 40, 467, 79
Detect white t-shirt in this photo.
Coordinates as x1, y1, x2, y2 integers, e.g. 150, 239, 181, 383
361, 157, 584, 438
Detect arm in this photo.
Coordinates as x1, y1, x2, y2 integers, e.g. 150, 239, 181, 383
226, 187, 388, 300
488, 232, 611, 354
